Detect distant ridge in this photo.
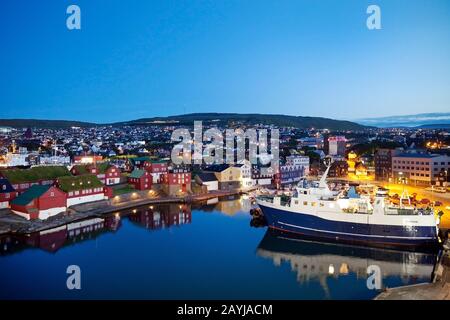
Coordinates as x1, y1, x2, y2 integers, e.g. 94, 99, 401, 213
0, 113, 367, 130
116, 113, 367, 130
357, 112, 450, 128
0, 119, 96, 129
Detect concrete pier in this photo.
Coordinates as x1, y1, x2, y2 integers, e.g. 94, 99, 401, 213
375, 239, 450, 300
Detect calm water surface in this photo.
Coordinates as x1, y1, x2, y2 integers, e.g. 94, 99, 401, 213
0, 196, 437, 299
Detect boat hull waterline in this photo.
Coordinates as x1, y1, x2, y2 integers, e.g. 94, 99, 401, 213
258, 203, 439, 249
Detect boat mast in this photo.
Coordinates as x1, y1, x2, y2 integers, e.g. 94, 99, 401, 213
319, 157, 332, 189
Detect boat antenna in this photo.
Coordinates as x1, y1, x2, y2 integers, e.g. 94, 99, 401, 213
319, 156, 333, 189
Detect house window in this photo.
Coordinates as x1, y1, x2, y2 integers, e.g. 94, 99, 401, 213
50, 192, 54, 197
303, 201, 308, 206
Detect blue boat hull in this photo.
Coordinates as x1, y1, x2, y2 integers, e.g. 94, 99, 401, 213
258, 203, 439, 249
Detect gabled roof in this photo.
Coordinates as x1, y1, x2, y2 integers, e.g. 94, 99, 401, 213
0, 178, 15, 193
11, 185, 52, 206
57, 174, 104, 192
195, 172, 218, 183
130, 157, 151, 164
129, 169, 147, 179
203, 164, 230, 173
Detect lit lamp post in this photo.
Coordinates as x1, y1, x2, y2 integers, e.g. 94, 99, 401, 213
399, 172, 405, 193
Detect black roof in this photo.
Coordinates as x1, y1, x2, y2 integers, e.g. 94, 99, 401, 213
203, 164, 230, 173
0, 178, 15, 193
196, 172, 218, 182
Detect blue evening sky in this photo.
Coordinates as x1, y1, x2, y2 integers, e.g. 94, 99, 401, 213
0, 0, 449, 123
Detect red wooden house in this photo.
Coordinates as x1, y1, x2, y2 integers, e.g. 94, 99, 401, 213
0, 178, 17, 209
11, 185, 67, 220
71, 163, 121, 185
128, 169, 152, 190
57, 175, 107, 207
148, 159, 168, 183
161, 165, 191, 195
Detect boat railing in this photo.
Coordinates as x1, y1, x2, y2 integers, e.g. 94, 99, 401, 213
256, 195, 274, 203
385, 207, 434, 216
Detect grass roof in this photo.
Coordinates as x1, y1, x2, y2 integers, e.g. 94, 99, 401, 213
1, 166, 71, 184
57, 174, 104, 192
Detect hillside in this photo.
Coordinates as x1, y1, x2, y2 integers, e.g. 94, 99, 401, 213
116, 113, 367, 130
0, 113, 368, 130
357, 112, 450, 128
0, 119, 96, 129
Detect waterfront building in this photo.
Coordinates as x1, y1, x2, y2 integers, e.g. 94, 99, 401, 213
204, 164, 241, 190
251, 164, 274, 186
161, 164, 192, 195
10, 185, 67, 220
392, 152, 450, 185
194, 173, 218, 192
274, 164, 303, 189
0, 178, 17, 209
128, 169, 152, 190
236, 160, 255, 189
57, 175, 108, 207
328, 136, 347, 156
0, 166, 71, 193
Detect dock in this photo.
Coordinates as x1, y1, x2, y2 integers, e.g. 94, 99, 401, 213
375, 239, 450, 300
0, 189, 244, 236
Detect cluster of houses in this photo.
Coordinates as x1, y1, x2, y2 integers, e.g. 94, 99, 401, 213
0, 154, 310, 221
0, 165, 114, 220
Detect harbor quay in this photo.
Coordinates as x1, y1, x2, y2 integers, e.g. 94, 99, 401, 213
0, 188, 246, 236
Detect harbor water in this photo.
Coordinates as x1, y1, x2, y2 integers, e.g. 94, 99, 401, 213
0, 196, 438, 299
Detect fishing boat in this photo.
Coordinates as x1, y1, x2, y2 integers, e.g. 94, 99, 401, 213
256, 162, 441, 249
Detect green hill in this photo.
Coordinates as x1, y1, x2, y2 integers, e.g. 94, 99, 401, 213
116, 113, 367, 130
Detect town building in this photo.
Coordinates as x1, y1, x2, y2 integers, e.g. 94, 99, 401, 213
73, 155, 103, 164
147, 159, 168, 183
251, 164, 274, 186
374, 148, 399, 181
328, 160, 349, 178
57, 175, 108, 207
328, 136, 347, 156
10, 185, 67, 220
274, 164, 303, 188
162, 164, 192, 195
194, 173, 219, 192
0, 178, 17, 209
286, 155, 310, 176
128, 169, 152, 190
71, 163, 121, 185
392, 152, 450, 185
204, 164, 241, 190
236, 160, 254, 189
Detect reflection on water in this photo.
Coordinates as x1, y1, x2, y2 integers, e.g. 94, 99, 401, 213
0, 196, 254, 255
257, 229, 437, 298
0, 196, 440, 299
